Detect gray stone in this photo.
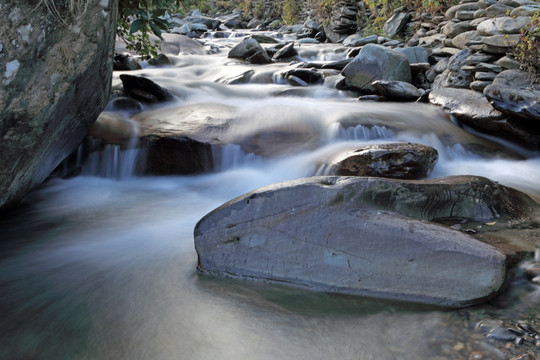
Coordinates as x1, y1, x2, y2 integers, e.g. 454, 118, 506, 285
478, 16, 531, 35
478, 0, 497, 9
511, 5, 540, 16
496, 56, 521, 69
474, 9, 488, 18
470, 80, 492, 91
470, 17, 489, 27
88, 112, 139, 146
195, 175, 538, 306
446, 3, 480, 19
228, 38, 271, 64
433, 48, 474, 89
475, 72, 498, 81
452, 30, 481, 49
485, 3, 515, 16
418, 33, 447, 47
442, 20, 473, 38
481, 34, 521, 48
432, 47, 461, 56
383, 40, 401, 47
372, 80, 423, 101
397, 46, 429, 64
456, 10, 476, 20
433, 58, 450, 74
477, 18, 501, 36
343, 34, 378, 47
383, 12, 411, 37
465, 53, 497, 65
341, 44, 412, 93
321, 143, 437, 179
272, 42, 298, 60
476, 63, 503, 72
0, 0, 118, 211
429, 88, 504, 121
160, 33, 207, 56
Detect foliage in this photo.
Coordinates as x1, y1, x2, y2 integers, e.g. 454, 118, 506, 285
513, 11, 540, 81
117, 0, 176, 59
309, 0, 334, 25
282, 0, 302, 24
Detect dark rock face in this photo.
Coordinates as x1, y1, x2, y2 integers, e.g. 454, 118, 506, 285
140, 135, 213, 175
322, 143, 438, 179
228, 38, 271, 64
194, 175, 535, 306
120, 74, 175, 104
0, 0, 118, 211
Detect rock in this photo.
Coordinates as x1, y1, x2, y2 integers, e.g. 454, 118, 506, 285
113, 52, 142, 71
481, 34, 521, 48
0, 0, 117, 211
321, 143, 438, 179
283, 69, 324, 85
272, 42, 298, 61
343, 34, 378, 47
511, 4, 540, 16
383, 12, 411, 37
452, 30, 481, 49
228, 38, 271, 64
496, 56, 521, 69
433, 48, 474, 89
249, 34, 280, 44
477, 16, 531, 36
429, 88, 504, 121
160, 33, 206, 55
483, 70, 540, 122
148, 53, 172, 67
442, 20, 473, 38
397, 47, 429, 64
475, 72, 498, 81
110, 97, 143, 113
183, 15, 221, 30
119, 74, 175, 104
372, 80, 423, 101
485, 3, 514, 16
478, 0, 497, 9
194, 175, 514, 307
476, 62, 502, 72
432, 47, 461, 57
446, 3, 480, 19
455, 10, 475, 20
465, 53, 497, 65
341, 44, 412, 94
287, 75, 308, 87
139, 135, 213, 175
470, 80, 492, 91
88, 112, 139, 146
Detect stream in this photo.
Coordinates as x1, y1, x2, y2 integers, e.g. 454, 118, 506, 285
0, 31, 539, 359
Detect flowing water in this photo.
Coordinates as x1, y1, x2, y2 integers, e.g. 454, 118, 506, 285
1, 32, 539, 360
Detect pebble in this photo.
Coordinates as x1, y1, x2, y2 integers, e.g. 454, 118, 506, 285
487, 327, 518, 341
476, 319, 503, 334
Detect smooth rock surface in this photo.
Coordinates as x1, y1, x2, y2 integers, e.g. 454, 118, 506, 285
372, 80, 423, 100
429, 88, 505, 121
341, 44, 411, 93
0, 0, 118, 211
194, 175, 517, 307
228, 38, 271, 64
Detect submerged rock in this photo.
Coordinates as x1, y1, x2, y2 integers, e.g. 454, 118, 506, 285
194, 175, 521, 307
321, 143, 438, 179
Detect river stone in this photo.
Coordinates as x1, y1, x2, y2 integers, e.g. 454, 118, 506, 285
442, 20, 473, 38
272, 42, 298, 61
432, 48, 474, 89
88, 112, 139, 146
496, 56, 521, 69
343, 34, 378, 47
397, 47, 429, 64
511, 4, 540, 16
429, 88, 505, 121
485, 3, 514, 16
0, 0, 117, 211
371, 80, 423, 101
446, 3, 480, 19
383, 12, 411, 37
321, 143, 438, 179
194, 175, 512, 307
341, 44, 412, 93
228, 38, 271, 64
481, 34, 521, 48
120, 74, 175, 104
160, 33, 206, 56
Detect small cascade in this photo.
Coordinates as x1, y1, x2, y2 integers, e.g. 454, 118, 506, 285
329, 124, 396, 142
82, 144, 141, 179
212, 144, 262, 171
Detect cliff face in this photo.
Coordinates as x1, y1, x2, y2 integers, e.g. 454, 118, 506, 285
0, 0, 118, 211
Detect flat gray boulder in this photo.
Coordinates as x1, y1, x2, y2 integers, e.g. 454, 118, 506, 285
341, 44, 411, 93
372, 80, 423, 101
429, 88, 505, 122
194, 175, 531, 307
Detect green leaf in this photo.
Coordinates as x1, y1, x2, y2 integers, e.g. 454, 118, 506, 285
129, 19, 144, 35
153, 18, 170, 30
150, 22, 163, 38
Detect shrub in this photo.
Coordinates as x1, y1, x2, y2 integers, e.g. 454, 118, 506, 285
282, 0, 302, 24
513, 10, 540, 81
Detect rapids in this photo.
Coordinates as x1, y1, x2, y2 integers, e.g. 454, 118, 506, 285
0, 31, 539, 359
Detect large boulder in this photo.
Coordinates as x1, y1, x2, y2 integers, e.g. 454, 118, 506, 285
432, 48, 474, 89
228, 38, 271, 64
341, 44, 411, 93
194, 175, 539, 306
0, 0, 117, 211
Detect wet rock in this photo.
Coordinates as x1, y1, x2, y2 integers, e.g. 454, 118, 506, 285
88, 112, 139, 146
476, 319, 504, 334
383, 12, 411, 37
228, 38, 271, 64
195, 175, 509, 307
321, 143, 438, 179
140, 135, 213, 175
488, 327, 519, 341
343, 34, 378, 47
148, 53, 172, 67
0, 0, 117, 211
510, 354, 537, 360
120, 74, 175, 104
484, 70, 540, 121
341, 44, 411, 94
283, 69, 324, 85
183, 15, 221, 30
113, 53, 142, 71
272, 42, 298, 61
433, 48, 474, 89
429, 88, 504, 121
372, 80, 423, 101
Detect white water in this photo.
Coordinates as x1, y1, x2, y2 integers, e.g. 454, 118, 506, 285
1, 33, 539, 360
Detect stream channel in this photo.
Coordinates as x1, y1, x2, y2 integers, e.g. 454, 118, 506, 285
0, 31, 539, 359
